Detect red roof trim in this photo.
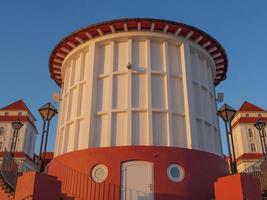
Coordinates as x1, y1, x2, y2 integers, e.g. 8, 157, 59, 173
0, 115, 38, 131
236, 153, 263, 162
1, 99, 28, 111
49, 18, 228, 87
232, 117, 267, 129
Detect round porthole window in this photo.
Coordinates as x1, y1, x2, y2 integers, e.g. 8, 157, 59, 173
167, 164, 184, 182
91, 164, 108, 183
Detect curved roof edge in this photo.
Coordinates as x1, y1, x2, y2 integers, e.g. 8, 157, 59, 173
49, 18, 228, 86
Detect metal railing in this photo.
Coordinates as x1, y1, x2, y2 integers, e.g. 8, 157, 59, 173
49, 161, 153, 200
49, 161, 121, 200
1, 150, 35, 190
242, 156, 267, 192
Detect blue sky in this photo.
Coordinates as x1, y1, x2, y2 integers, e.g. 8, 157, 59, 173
0, 1, 266, 154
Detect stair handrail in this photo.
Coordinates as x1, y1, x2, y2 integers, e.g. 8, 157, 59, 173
1, 149, 36, 190
241, 155, 267, 192
49, 160, 151, 200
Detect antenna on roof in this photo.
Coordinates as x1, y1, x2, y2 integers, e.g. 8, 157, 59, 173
216, 92, 224, 103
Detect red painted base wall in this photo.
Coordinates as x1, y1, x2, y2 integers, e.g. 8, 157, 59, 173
48, 146, 229, 200
214, 173, 261, 200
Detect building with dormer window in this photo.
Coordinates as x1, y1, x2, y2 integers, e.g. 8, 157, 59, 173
231, 101, 267, 172
0, 100, 38, 168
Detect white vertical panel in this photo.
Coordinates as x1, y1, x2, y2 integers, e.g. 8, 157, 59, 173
151, 75, 166, 109
67, 123, 75, 152
82, 45, 95, 149
107, 42, 115, 146
132, 112, 148, 145
204, 123, 212, 151
79, 52, 86, 81
113, 74, 127, 109
195, 119, 204, 150
98, 44, 111, 74
75, 55, 81, 84
153, 112, 167, 145
170, 78, 184, 113
63, 63, 71, 92
66, 90, 73, 121
168, 44, 182, 76
111, 112, 127, 145
192, 83, 201, 118
132, 40, 147, 68
150, 41, 164, 71
96, 77, 109, 112
146, 40, 153, 144
77, 119, 84, 149
132, 74, 147, 108
172, 114, 186, 147
70, 59, 76, 87
63, 125, 70, 153
127, 39, 132, 145
180, 42, 197, 149
74, 119, 81, 150
71, 88, 77, 120
114, 41, 128, 71
95, 114, 109, 146
76, 84, 84, 117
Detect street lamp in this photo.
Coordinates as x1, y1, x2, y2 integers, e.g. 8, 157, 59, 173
254, 119, 267, 156
38, 102, 57, 172
217, 104, 237, 174
10, 119, 23, 157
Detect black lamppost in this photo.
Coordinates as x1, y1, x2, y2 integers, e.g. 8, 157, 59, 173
217, 104, 238, 174
38, 102, 57, 172
10, 119, 23, 157
254, 119, 267, 157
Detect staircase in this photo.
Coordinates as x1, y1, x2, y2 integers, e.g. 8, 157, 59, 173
241, 156, 267, 199
0, 174, 14, 199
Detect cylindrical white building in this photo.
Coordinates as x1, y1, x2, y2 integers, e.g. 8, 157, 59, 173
50, 18, 227, 157
48, 18, 229, 200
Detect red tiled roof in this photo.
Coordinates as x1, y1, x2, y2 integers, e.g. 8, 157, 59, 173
236, 153, 263, 162
49, 18, 228, 87
0, 99, 29, 111
239, 101, 266, 112
0, 100, 37, 121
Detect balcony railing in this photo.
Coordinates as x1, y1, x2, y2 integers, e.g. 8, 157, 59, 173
242, 156, 267, 193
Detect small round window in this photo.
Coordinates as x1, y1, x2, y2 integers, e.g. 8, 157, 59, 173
91, 164, 108, 183
167, 164, 184, 182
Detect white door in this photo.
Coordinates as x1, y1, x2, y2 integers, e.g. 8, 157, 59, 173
121, 161, 154, 200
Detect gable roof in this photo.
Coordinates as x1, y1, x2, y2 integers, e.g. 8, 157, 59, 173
0, 99, 29, 111
239, 101, 266, 112
0, 99, 36, 121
